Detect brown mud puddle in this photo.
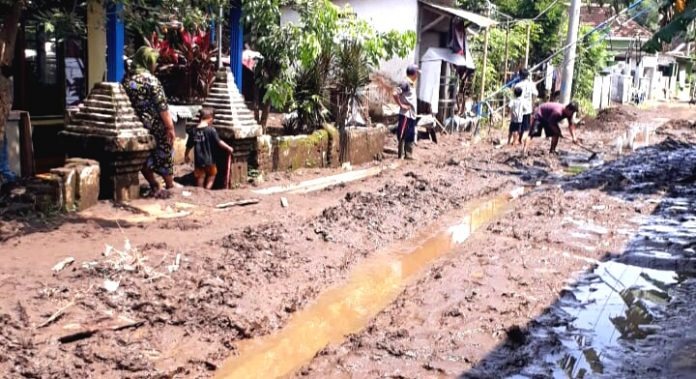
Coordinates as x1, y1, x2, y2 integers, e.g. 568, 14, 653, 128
214, 187, 525, 379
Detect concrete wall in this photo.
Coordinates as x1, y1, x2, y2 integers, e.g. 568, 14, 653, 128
272, 130, 331, 171
252, 125, 385, 173
5, 112, 22, 176
343, 125, 387, 165
610, 75, 631, 104
281, 0, 418, 81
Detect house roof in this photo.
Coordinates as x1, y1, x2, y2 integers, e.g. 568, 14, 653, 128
419, 1, 497, 29
580, 5, 652, 39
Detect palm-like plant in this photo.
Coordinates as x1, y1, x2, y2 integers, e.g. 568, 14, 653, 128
334, 40, 372, 162
335, 40, 372, 130
285, 52, 333, 135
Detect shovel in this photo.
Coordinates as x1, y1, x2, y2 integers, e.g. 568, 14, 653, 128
224, 153, 232, 189
575, 142, 599, 161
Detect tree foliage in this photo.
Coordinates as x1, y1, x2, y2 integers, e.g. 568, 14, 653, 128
574, 25, 609, 114
460, 0, 612, 112
459, 0, 567, 67
468, 21, 541, 96
243, 0, 415, 130
644, 0, 696, 52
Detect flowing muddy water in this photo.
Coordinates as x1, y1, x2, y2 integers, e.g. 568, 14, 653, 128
214, 187, 525, 379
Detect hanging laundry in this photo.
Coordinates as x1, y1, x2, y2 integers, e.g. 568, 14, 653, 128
242, 44, 263, 71
448, 18, 466, 56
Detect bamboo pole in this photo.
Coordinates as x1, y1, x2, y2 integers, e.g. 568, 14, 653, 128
502, 25, 510, 126
478, 5, 491, 111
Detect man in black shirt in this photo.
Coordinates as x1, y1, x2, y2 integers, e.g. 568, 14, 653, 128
185, 108, 234, 189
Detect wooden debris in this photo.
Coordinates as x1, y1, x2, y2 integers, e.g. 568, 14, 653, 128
38, 300, 76, 328
215, 198, 260, 209
59, 330, 96, 344
52, 257, 75, 273
58, 318, 145, 344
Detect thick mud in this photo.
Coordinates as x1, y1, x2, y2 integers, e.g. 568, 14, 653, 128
216, 191, 520, 379
0, 103, 694, 378
0, 135, 512, 377
294, 110, 696, 378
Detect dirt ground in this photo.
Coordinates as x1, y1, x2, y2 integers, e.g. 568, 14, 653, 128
0, 103, 694, 378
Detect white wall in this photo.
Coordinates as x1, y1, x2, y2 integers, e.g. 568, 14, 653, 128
281, 0, 418, 81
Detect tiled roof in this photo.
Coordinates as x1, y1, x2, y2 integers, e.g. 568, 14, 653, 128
580, 5, 652, 39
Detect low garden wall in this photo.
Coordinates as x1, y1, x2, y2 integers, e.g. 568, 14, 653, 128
272, 129, 330, 171
343, 125, 387, 166
251, 124, 385, 173
171, 121, 386, 179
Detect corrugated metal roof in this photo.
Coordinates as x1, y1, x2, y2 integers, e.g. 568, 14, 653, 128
419, 1, 497, 28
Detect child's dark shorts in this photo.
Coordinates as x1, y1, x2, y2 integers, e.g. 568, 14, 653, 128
509, 121, 523, 134
530, 119, 562, 139
521, 114, 531, 133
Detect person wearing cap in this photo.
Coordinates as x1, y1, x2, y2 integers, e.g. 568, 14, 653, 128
392, 64, 419, 160
514, 68, 538, 144
528, 101, 580, 155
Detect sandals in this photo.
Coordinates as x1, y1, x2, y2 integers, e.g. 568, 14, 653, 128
153, 189, 171, 199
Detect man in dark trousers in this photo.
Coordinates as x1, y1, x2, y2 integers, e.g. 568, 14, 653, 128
393, 64, 419, 160
527, 101, 579, 155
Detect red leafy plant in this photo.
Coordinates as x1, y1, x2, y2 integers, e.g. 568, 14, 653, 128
147, 27, 218, 104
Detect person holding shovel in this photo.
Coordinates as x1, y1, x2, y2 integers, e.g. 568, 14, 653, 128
393, 64, 419, 160
527, 101, 579, 155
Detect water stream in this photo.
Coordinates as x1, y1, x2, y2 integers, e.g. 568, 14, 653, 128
214, 188, 524, 379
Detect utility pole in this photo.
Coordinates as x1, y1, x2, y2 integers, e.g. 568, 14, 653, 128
524, 22, 531, 68
560, 0, 581, 104
479, 3, 491, 110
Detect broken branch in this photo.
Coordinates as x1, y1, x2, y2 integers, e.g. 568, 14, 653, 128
38, 300, 75, 328
215, 198, 261, 209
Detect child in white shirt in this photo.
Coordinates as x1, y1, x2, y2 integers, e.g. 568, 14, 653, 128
508, 86, 525, 145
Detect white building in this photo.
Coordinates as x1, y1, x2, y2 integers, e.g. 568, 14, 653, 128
281, 0, 495, 81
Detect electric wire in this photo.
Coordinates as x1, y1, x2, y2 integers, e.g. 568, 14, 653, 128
480, 0, 653, 105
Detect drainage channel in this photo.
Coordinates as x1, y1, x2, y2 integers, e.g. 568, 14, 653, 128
214, 187, 525, 379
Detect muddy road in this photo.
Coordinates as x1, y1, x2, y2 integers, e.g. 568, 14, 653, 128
0, 104, 694, 378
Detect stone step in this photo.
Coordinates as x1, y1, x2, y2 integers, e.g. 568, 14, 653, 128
71, 119, 147, 133
73, 112, 141, 125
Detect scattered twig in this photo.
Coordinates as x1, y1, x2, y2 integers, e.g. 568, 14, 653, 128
58, 319, 145, 344
215, 198, 261, 209
38, 300, 76, 328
